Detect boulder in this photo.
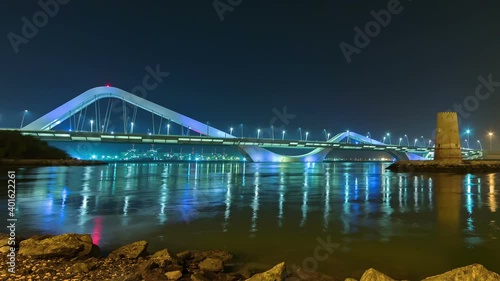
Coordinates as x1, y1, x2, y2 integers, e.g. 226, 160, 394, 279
422, 264, 500, 281
193, 249, 234, 263
359, 268, 395, 281
165, 270, 183, 280
108, 241, 148, 259
246, 262, 287, 281
18, 233, 99, 259
152, 248, 181, 266
286, 267, 337, 280
199, 257, 224, 272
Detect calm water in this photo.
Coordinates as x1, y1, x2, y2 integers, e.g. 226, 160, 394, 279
1, 162, 499, 280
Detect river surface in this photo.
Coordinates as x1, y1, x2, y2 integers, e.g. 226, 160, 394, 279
1, 162, 499, 280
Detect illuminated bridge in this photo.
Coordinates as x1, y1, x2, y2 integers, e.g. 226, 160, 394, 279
15, 86, 481, 162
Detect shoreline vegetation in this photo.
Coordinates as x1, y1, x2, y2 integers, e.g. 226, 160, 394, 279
0, 130, 108, 167
1, 233, 499, 281
386, 160, 500, 173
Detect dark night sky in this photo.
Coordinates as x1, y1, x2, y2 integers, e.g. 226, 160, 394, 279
1, 0, 499, 144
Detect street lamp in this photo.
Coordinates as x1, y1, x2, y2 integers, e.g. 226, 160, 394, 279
488, 132, 494, 150
282, 130, 286, 140
230, 127, 233, 136
298, 127, 302, 141
466, 129, 471, 145
271, 125, 274, 140
383, 136, 386, 144
327, 133, 331, 141
90, 120, 94, 132
20, 110, 28, 129
428, 140, 432, 147
404, 134, 410, 146
399, 137, 402, 146
477, 140, 483, 150
257, 129, 261, 139
167, 123, 170, 135
346, 130, 350, 143
366, 132, 371, 143
386, 133, 391, 145
305, 131, 309, 141
414, 138, 418, 146
130, 122, 133, 134
323, 129, 327, 140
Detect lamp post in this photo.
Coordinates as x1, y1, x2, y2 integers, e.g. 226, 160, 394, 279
327, 133, 331, 141
298, 127, 302, 141
167, 123, 170, 135
466, 129, 471, 146
130, 122, 133, 134
414, 138, 418, 147
488, 132, 494, 150
428, 140, 432, 147
257, 129, 261, 139
399, 137, 402, 146
305, 131, 309, 141
323, 129, 327, 141
404, 134, 410, 146
90, 120, 94, 133
282, 130, 286, 140
346, 130, 350, 143
366, 132, 371, 143
386, 133, 391, 145
20, 110, 28, 129
271, 125, 274, 140
383, 136, 386, 144
230, 127, 233, 136
477, 140, 483, 150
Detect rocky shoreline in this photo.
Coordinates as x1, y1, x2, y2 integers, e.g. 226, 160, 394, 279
386, 160, 500, 173
2, 233, 500, 281
0, 159, 108, 167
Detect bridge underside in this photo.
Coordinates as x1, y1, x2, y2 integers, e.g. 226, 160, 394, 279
238, 145, 415, 162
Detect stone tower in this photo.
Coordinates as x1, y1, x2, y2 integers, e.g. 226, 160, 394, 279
434, 112, 462, 161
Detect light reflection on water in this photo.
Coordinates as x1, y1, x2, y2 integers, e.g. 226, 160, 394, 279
1, 162, 500, 280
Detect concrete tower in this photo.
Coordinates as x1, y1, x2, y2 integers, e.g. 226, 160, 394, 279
434, 112, 462, 161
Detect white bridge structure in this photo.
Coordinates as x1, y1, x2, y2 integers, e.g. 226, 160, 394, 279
20, 86, 476, 162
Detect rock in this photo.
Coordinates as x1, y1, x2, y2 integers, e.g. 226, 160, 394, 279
344, 279, 358, 281
177, 250, 192, 261
0, 246, 11, 254
246, 262, 287, 281
19, 233, 99, 259
193, 250, 234, 263
165, 270, 182, 280
152, 248, 181, 266
108, 241, 148, 259
191, 273, 211, 281
359, 268, 395, 281
138, 259, 158, 273
142, 268, 168, 281
67, 262, 92, 273
199, 257, 224, 272
422, 264, 500, 281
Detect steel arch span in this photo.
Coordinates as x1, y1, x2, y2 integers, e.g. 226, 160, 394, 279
238, 131, 418, 162
22, 86, 233, 137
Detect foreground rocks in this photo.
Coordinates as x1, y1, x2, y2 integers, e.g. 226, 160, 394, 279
1, 233, 500, 280
386, 160, 500, 173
